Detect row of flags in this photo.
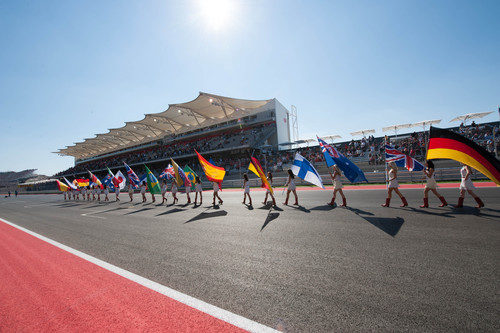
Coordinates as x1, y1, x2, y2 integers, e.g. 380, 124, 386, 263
56, 126, 500, 193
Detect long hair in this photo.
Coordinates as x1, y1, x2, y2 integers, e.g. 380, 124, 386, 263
426, 160, 435, 169
288, 169, 295, 179
267, 171, 273, 181
389, 162, 397, 170
243, 173, 249, 181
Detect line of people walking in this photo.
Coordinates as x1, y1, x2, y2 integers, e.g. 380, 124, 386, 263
64, 163, 485, 209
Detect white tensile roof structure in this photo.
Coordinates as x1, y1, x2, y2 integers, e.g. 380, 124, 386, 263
56, 92, 273, 160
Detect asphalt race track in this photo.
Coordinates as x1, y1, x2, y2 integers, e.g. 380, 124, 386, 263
1, 187, 499, 332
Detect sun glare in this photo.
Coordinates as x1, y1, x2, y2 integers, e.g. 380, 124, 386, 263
197, 0, 237, 31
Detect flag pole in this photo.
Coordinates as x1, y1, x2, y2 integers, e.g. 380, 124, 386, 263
384, 135, 388, 189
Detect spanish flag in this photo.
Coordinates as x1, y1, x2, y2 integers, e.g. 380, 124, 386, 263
195, 150, 225, 188
56, 180, 69, 192
248, 155, 273, 194
427, 126, 500, 185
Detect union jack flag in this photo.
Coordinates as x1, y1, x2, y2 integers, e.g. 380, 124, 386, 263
124, 162, 140, 188
385, 145, 424, 171
318, 138, 340, 159
159, 164, 175, 180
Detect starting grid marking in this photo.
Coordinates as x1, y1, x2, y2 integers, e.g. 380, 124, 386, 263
0, 217, 277, 332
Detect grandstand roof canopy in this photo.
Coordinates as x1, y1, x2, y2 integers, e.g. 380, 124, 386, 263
449, 111, 493, 123
56, 92, 273, 160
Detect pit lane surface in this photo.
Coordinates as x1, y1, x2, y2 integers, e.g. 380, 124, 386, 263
1, 187, 499, 332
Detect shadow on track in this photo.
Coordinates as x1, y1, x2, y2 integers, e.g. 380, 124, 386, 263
156, 208, 186, 216
185, 209, 228, 223
124, 207, 154, 215
346, 207, 404, 237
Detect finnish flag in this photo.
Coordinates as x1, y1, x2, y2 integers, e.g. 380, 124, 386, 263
291, 152, 325, 189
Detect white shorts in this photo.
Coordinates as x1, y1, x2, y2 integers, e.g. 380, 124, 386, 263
288, 183, 296, 191
244, 187, 250, 194
388, 179, 399, 188
333, 180, 343, 190
425, 179, 438, 189
460, 179, 475, 190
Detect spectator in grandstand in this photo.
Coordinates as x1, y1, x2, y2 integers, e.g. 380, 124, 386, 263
455, 164, 484, 208
242, 173, 252, 206
212, 181, 223, 206
161, 180, 168, 204
381, 162, 408, 207
140, 181, 147, 203
420, 160, 447, 208
328, 165, 346, 207
262, 172, 276, 206
284, 169, 298, 206
171, 180, 178, 204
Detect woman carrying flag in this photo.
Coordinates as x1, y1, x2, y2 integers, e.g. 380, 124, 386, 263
194, 176, 203, 205
103, 185, 110, 202
115, 185, 120, 201
171, 179, 178, 204
212, 181, 223, 206
262, 172, 276, 206
86, 186, 91, 201
96, 185, 101, 202
284, 169, 299, 206
128, 183, 134, 202
140, 181, 147, 203
382, 162, 408, 207
456, 164, 484, 208
81, 186, 87, 202
420, 160, 447, 208
161, 180, 168, 204
328, 165, 347, 207
185, 182, 192, 204
242, 173, 252, 206
91, 185, 96, 201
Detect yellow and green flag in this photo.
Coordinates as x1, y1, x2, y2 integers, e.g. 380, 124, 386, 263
144, 165, 161, 194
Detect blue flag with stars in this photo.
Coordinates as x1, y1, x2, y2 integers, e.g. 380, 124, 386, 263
317, 137, 368, 183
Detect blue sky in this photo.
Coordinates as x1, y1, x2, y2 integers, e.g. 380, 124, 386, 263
0, 0, 498, 175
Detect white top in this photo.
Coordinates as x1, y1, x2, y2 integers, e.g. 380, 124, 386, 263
128, 185, 134, 193
425, 169, 438, 189
287, 177, 296, 191
140, 185, 146, 194
388, 169, 399, 188
171, 183, 178, 193
213, 182, 219, 192
115, 186, 120, 194
161, 184, 167, 194
244, 180, 250, 193
460, 166, 475, 190
96, 188, 101, 194
104, 188, 109, 195
195, 183, 202, 192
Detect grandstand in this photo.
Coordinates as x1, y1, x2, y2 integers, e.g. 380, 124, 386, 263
54, 92, 292, 180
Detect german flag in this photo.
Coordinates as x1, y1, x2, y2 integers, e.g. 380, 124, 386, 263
426, 126, 500, 185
